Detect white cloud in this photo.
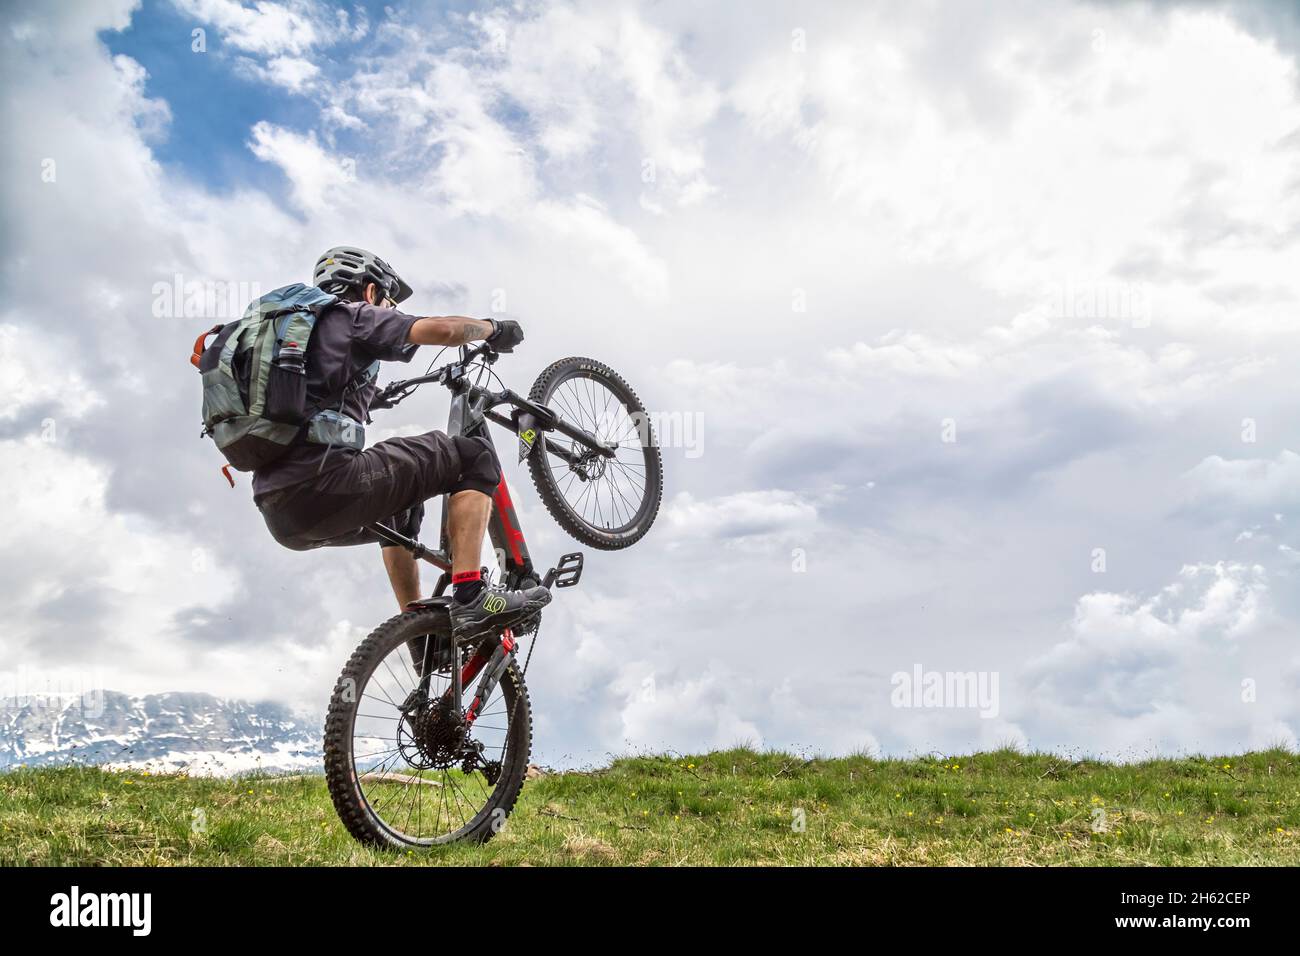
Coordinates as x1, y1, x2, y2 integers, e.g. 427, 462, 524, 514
0, 437, 241, 669
0, 324, 103, 421
730, 5, 1300, 331
110, 53, 171, 142
236, 53, 320, 93
170, 0, 338, 56
472, 4, 721, 204
321, 102, 364, 131
1056, 562, 1265, 663
662, 489, 817, 543
1015, 562, 1288, 754
247, 121, 351, 212
1185, 450, 1300, 511
419, 61, 539, 215
614, 665, 765, 751
528, 195, 667, 299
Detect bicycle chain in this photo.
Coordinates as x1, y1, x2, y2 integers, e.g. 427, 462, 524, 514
497, 613, 540, 775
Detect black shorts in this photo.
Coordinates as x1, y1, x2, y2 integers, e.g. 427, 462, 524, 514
254, 431, 500, 551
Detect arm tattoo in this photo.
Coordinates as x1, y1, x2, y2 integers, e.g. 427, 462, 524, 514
454, 320, 485, 345
410, 316, 490, 347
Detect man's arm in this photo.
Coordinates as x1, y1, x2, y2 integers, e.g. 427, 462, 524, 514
406, 316, 493, 347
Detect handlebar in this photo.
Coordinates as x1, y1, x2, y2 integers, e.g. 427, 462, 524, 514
371, 342, 496, 409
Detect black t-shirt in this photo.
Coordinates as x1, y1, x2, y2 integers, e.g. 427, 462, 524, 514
252, 300, 419, 498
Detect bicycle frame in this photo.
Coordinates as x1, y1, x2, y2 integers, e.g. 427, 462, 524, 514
362, 344, 607, 593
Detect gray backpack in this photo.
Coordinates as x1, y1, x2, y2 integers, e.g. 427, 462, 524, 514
193, 283, 374, 475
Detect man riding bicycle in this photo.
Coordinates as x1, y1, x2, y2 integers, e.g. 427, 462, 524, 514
252, 247, 550, 640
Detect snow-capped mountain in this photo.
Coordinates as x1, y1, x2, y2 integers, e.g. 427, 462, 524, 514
0, 691, 322, 775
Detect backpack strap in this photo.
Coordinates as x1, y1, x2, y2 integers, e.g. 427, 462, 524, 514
217, 318, 248, 376
302, 358, 379, 424
245, 317, 281, 418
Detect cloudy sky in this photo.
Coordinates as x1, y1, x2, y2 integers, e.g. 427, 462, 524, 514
3, 0, 1299, 765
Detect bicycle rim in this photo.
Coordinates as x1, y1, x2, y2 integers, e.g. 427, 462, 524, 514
542, 371, 654, 535
347, 635, 522, 845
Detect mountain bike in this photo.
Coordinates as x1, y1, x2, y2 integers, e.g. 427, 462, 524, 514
322, 342, 662, 848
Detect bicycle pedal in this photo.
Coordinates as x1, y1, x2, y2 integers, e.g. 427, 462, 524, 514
544, 552, 584, 589
512, 612, 542, 637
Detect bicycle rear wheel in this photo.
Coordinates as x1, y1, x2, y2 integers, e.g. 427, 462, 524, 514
527, 357, 663, 550
323, 608, 532, 848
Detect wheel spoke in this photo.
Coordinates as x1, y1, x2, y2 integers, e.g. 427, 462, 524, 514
342, 622, 520, 846
531, 368, 659, 537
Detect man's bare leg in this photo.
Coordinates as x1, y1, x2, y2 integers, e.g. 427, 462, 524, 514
447, 489, 492, 577
445, 487, 551, 637
382, 547, 422, 611
380, 491, 490, 613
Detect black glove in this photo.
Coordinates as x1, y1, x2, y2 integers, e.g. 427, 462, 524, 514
487, 318, 524, 352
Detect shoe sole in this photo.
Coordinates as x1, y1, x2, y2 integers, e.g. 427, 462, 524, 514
451, 594, 552, 643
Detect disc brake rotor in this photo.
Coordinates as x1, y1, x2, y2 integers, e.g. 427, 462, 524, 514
573, 451, 608, 481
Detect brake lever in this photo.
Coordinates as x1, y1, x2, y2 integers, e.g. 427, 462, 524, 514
373, 380, 413, 409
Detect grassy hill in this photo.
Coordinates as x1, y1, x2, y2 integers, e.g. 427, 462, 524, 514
3, 748, 1298, 865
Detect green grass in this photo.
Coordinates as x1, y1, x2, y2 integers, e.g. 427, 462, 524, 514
3, 748, 1298, 865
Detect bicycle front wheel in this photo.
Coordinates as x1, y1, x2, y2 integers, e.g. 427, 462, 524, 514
527, 356, 663, 550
